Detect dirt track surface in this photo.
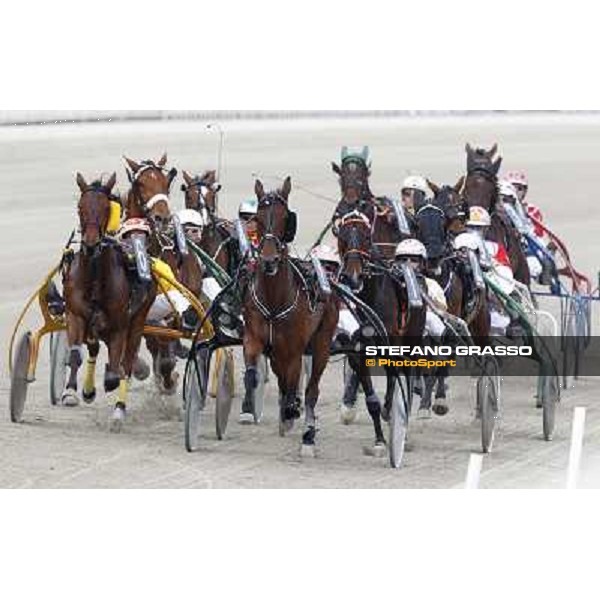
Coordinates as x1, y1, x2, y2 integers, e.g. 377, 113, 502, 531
1, 115, 600, 488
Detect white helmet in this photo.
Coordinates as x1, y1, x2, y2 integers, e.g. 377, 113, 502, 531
402, 175, 431, 198
467, 206, 492, 228
239, 198, 258, 217
454, 232, 481, 252
311, 244, 341, 265
498, 181, 519, 202
395, 238, 428, 260
177, 209, 205, 228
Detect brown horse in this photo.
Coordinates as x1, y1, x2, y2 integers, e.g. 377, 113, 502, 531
182, 169, 237, 276
241, 177, 338, 455
463, 144, 531, 286
124, 154, 204, 394
62, 173, 156, 430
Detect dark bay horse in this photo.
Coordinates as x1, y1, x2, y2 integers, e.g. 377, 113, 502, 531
124, 154, 203, 394
182, 169, 237, 276
332, 152, 414, 413
336, 209, 427, 455
463, 144, 531, 286
63, 173, 156, 430
241, 177, 338, 455
413, 182, 490, 416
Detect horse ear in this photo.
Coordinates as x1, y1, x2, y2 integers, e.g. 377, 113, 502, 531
426, 179, 440, 196
255, 179, 265, 200
124, 156, 140, 173
76, 172, 88, 192
332, 162, 342, 176
492, 157, 502, 175
157, 153, 168, 167
105, 172, 117, 192
454, 176, 465, 194
488, 143, 498, 158
465, 143, 473, 156
281, 176, 292, 200
183, 171, 193, 186
208, 170, 217, 183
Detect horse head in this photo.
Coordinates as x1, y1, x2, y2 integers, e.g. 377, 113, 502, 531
76, 172, 117, 253
336, 209, 373, 293
182, 169, 221, 220
255, 176, 297, 276
124, 153, 177, 230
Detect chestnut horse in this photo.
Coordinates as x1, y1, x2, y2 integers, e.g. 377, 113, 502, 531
181, 169, 238, 276
63, 173, 156, 430
241, 177, 338, 455
124, 154, 203, 393
463, 144, 531, 286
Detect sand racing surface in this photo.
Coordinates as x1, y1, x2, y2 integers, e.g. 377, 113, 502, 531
1, 114, 600, 488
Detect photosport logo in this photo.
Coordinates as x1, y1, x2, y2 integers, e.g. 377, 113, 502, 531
359, 337, 600, 378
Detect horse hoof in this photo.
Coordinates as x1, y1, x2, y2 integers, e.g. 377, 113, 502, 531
535, 398, 543, 409
239, 412, 255, 425
432, 404, 449, 417
82, 389, 96, 404
381, 407, 390, 423
279, 419, 294, 437
133, 357, 151, 381
61, 390, 80, 408
340, 403, 358, 425
363, 442, 386, 458
417, 408, 432, 420
300, 444, 317, 459
110, 406, 126, 433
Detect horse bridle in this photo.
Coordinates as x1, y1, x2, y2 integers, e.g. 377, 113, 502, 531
127, 161, 177, 218
257, 192, 289, 259
79, 184, 115, 253
181, 177, 221, 218
337, 211, 373, 274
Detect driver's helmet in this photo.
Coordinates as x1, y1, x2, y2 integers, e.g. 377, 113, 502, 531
466, 206, 492, 228
239, 198, 258, 220
454, 232, 481, 252
402, 175, 430, 197
401, 175, 432, 211
177, 209, 206, 228
504, 171, 529, 199
311, 244, 341, 266
498, 181, 519, 204
118, 217, 151, 239
395, 238, 428, 266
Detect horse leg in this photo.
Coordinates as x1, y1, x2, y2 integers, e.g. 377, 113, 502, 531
159, 341, 179, 396
82, 338, 100, 404
418, 373, 435, 419
62, 314, 85, 407
432, 365, 450, 416
240, 334, 265, 424
106, 330, 127, 433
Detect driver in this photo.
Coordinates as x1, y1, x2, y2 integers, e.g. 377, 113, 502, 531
238, 198, 260, 249
311, 244, 359, 347
394, 238, 447, 339
401, 175, 432, 216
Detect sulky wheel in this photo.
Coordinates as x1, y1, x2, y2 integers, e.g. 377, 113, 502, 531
389, 376, 408, 469
49, 331, 68, 406
539, 370, 560, 442
215, 348, 235, 440
479, 358, 499, 454
10, 332, 33, 423
184, 346, 210, 452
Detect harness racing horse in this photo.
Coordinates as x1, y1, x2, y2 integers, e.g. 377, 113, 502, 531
181, 169, 238, 277
336, 209, 427, 455
463, 144, 531, 286
332, 149, 414, 410
62, 173, 156, 430
124, 154, 203, 394
412, 183, 490, 416
240, 177, 338, 455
